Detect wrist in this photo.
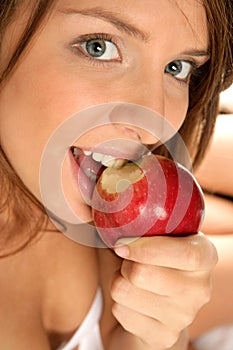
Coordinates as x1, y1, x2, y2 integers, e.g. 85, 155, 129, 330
167, 329, 189, 350
108, 326, 190, 350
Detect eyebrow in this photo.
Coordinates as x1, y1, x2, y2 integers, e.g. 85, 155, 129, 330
59, 6, 150, 42
180, 49, 210, 57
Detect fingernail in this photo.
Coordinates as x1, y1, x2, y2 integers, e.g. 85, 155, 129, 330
114, 245, 129, 258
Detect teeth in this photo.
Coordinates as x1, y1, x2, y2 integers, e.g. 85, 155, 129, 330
105, 158, 127, 168
100, 155, 115, 166
72, 147, 80, 159
92, 152, 104, 162
93, 152, 127, 168
83, 150, 92, 156
72, 147, 128, 168
90, 151, 126, 168
97, 154, 116, 166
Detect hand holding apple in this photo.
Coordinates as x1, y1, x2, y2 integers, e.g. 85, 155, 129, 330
91, 154, 205, 248
92, 155, 217, 350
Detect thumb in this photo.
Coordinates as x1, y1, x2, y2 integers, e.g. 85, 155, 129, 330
113, 236, 142, 260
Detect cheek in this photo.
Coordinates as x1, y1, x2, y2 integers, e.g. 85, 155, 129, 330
0, 84, 45, 198
0, 62, 110, 200
0, 70, 75, 199
164, 85, 189, 133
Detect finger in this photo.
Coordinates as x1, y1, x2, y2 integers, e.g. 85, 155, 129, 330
120, 259, 211, 297
111, 272, 208, 333
114, 233, 218, 271
112, 301, 180, 349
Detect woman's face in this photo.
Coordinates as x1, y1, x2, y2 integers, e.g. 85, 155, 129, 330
0, 0, 209, 223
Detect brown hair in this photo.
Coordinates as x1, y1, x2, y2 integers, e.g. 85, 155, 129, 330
182, 0, 233, 164
0, 0, 56, 255
0, 0, 232, 255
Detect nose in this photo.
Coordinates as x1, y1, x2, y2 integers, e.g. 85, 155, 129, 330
124, 66, 166, 117
109, 103, 164, 146
110, 70, 166, 145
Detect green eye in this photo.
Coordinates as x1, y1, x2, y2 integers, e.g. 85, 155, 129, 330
80, 39, 120, 61
85, 39, 106, 58
165, 60, 193, 80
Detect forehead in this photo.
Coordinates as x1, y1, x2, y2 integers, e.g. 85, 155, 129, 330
54, 0, 208, 46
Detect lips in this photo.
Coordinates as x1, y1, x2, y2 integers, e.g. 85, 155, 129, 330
69, 145, 151, 205
71, 146, 128, 176
69, 147, 123, 205
71, 147, 104, 183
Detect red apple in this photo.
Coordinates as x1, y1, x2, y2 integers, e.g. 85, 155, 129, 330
91, 154, 205, 248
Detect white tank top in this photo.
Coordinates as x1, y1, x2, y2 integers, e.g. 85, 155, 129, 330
57, 288, 233, 350
57, 288, 104, 350
193, 324, 233, 350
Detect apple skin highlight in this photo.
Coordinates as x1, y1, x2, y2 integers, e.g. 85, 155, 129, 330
91, 155, 205, 248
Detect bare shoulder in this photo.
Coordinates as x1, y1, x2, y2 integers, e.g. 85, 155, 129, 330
0, 231, 100, 349
0, 242, 51, 349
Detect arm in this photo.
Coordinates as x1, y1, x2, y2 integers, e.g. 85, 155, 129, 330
200, 192, 233, 235
190, 106, 233, 338
98, 233, 217, 350
189, 234, 233, 339
219, 85, 233, 114
195, 114, 233, 234
195, 114, 233, 199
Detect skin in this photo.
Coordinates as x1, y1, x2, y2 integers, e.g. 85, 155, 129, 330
196, 114, 233, 200
191, 110, 233, 339
0, 0, 210, 221
0, 1, 217, 349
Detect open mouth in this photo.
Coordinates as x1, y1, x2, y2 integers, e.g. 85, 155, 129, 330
69, 144, 151, 206
70, 146, 128, 184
